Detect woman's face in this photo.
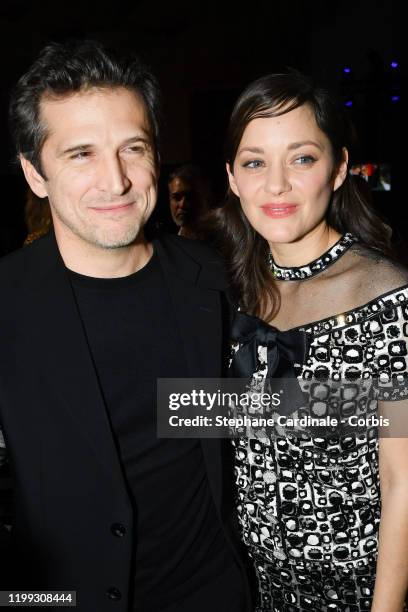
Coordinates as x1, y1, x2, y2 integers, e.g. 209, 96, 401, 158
227, 104, 347, 246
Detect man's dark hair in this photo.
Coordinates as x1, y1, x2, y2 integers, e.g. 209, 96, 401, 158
9, 39, 162, 175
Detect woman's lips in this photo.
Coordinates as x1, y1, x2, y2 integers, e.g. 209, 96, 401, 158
260, 204, 298, 218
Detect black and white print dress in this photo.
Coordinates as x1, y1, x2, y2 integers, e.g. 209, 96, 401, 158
230, 235, 408, 612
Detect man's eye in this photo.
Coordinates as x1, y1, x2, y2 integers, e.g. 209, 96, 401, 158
242, 160, 263, 169
126, 145, 145, 154
71, 151, 91, 160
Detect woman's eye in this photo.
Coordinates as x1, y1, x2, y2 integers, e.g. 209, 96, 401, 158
294, 155, 316, 165
243, 160, 263, 169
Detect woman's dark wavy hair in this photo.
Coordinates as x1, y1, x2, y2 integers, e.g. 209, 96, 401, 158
9, 39, 162, 177
214, 70, 394, 322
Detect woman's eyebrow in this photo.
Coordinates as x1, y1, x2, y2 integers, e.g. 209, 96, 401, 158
238, 146, 265, 154
288, 140, 323, 151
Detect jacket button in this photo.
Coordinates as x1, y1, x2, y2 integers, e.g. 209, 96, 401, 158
106, 587, 121, 601
111, 523, 126, 537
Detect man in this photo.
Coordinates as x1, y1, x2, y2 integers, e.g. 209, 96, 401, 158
168, 164, 212, 239
0, 41, 250, 611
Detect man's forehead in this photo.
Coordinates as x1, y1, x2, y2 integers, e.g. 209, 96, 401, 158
170, 177, 188, 190
39, 86, 149, 127
39, 86, 151, 146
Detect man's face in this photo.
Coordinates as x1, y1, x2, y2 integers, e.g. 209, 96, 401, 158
24, 87, 157, 249
168, 177, 192, 227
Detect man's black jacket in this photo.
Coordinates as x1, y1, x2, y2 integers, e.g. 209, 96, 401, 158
0, 232, 251, 611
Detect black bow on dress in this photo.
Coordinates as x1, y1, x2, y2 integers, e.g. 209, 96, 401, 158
229, 311, 311, 416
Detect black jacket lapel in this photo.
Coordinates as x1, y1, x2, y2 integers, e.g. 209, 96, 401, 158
154, 237, 224, 378
22, 233, 129, 498
154, 235, 230, 513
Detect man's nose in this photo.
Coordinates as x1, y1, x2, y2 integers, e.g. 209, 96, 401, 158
97, 155, 131, 195
264, 164, 291, 196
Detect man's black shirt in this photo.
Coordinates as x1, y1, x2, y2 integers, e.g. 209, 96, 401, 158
68, 249, 235, 610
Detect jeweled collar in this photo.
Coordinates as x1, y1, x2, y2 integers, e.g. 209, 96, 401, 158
268, 233, 357, 281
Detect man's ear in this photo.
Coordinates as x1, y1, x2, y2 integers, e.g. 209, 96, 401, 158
226, 162, 240, 198
20, 156, 48, 198
333, 147, 349, 192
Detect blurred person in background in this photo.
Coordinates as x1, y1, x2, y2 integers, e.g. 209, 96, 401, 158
24, 189, 52, 245
168, 163, 213, 239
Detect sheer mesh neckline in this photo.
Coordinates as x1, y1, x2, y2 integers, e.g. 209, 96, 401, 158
294, 282, 408, 336
268, 233, 357, 281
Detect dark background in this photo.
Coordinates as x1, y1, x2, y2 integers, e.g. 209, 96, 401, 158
0, 0, 400, 255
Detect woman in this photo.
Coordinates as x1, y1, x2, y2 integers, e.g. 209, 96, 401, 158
216, 71, 408, 611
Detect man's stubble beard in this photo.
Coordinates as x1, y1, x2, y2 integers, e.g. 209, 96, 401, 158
51, 199, 154, 250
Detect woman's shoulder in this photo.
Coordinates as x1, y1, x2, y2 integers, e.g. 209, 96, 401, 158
343, 244, 408, 305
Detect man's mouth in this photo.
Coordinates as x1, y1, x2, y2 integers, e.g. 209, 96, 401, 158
89, 202, 134, 212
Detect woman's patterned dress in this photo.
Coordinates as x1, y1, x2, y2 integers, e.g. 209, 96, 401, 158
231, 235, 408, 611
